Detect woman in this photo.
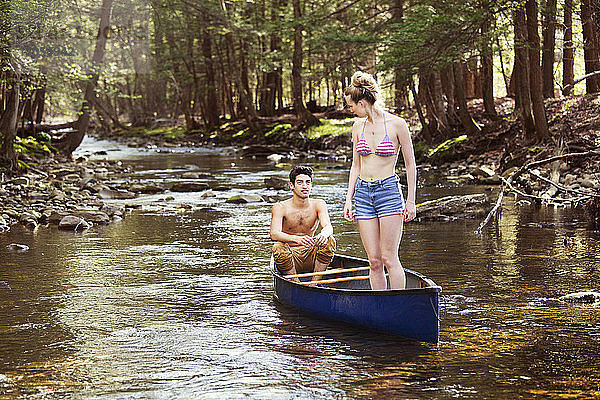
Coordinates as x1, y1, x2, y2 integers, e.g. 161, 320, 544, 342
343, 71, 417, 290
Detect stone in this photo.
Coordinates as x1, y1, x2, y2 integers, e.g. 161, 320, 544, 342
581, 178, 596, 189
129, 183, 165, 194
267, 154, 285, 163
10, 177, 29, 186
264, 176, 289, 190
101, 204, 125, 218
170, 182, 210, 192
63, 173, 81, 182
98, 189, 137, 200
181, 172, 201, 179
515, 200, 531, 206
200, 190, 216, 198
562, 174, 577, 185
73, 210, 110, 224
58, 216, 92, 231
226, 194, 265, 204
559, 291, 600, 304
6, 243, 29, 251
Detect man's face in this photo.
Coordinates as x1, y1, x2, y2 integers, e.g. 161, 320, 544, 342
290, 174, 312, 199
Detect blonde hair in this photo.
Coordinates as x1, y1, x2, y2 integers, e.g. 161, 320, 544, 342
343, 71, 383, 108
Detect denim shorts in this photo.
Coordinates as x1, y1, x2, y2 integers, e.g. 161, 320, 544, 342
354, 175, 405, 219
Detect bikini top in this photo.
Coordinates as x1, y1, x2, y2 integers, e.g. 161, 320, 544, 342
356, 114, 397, 157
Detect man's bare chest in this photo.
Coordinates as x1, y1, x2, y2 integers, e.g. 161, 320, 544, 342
284, 209, 317, 230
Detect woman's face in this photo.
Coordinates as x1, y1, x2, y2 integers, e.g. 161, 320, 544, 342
344, 96, 366, 117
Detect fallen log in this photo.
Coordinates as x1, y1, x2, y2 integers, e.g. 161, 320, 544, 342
17, 122, 75, 135
417, 194, 489, 221
475, 150, 600, 234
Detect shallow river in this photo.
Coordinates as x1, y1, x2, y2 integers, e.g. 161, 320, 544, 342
1, 137, 599, 399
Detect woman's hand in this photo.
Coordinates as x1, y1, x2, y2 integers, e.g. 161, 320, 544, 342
404, 201, 416, 222
344, 199, 354, 221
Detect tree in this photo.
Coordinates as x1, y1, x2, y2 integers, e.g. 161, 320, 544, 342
480, 6, 497, 116
291, 0, 319, 127
56, 0, 115, 156
525, 0, 549, 141
541, 0, 557, 98
514, 7, 536, 139
581, 0, 600, 93
563, 0, 574, 89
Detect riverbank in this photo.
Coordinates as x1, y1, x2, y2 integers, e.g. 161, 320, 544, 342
2, 95, 599, 232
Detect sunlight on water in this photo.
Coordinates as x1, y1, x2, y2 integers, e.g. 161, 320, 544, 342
1, 138, 599, 398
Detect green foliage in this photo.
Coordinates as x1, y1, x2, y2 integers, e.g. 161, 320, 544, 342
122, 126, 186, 139
427, 134, 468, 158
413, 141, 430, 161
305, 119, 352, 139
14, 136, 53, 157
264, 123, 292, 137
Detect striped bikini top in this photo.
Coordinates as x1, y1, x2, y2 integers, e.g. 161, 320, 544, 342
356, 114, 397, 157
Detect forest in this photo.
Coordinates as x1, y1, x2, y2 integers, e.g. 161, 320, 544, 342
0, 0, 599, 171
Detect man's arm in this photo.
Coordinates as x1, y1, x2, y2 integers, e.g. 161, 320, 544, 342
270, 203, 315, 247
314, 199, 333, 246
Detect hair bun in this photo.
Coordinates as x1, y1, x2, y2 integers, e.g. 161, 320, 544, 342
344, 71, 383, 106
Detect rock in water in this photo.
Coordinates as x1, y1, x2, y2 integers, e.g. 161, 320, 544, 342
226, 194, 265, 204
6, 243, 29, 251
558, 291, 600, 304
58, 216, 92, 231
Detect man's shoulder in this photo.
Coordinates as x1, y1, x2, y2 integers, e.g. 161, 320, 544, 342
310, 198, 328, 208
272, 198, 293, 211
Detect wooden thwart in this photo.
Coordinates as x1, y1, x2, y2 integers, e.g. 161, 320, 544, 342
285, 266, 370, 279
301, 273, 389, 286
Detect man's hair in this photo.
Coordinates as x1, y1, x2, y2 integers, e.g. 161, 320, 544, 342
289, 165, 314, 184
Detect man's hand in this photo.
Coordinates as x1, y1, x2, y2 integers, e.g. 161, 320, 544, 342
313, 233, 329, 247
295, 235, 315, 247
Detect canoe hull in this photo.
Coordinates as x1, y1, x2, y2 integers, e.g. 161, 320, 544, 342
272, 254, 441, 344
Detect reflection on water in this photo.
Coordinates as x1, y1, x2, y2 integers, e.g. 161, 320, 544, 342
1, 139, 599, 398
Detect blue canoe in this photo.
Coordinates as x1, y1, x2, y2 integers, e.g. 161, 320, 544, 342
272, 254, 442, 344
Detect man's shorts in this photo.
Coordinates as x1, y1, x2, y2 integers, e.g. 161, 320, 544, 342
272, 236, 336, 274
354, 175, 405, 219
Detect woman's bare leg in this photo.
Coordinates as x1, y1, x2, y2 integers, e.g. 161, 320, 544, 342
379, 214, 405, 289
357, 218, 386, 290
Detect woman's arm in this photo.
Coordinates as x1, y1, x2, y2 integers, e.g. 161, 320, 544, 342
344, 122, 361, 221
396, 117, 417, 221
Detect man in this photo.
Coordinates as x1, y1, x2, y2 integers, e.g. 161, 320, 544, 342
270, 165, 336, 282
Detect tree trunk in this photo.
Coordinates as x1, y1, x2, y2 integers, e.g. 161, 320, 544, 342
57, 0, 114, 156
0, 66, 19, 170
581, 0, 600, 93
541, 0, 557, 98
526, 0, 550, 141
430, 71, 450, 136
201, 27, 220, 129
291, 0, 319, 127
224, 32, 257, 130
453, 62, 481, 136
409, 78, 432, 144
33, 83, 46, 124
441, 65, 459, 125
392, 0, 407, 111
563, 0, 575, 89
514, 8, 536, 139
481, 14, 497, 115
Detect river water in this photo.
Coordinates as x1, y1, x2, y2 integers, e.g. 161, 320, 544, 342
1, 137, 599, 399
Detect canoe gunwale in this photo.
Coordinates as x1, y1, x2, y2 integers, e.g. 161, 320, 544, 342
270, 254, 442, 296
